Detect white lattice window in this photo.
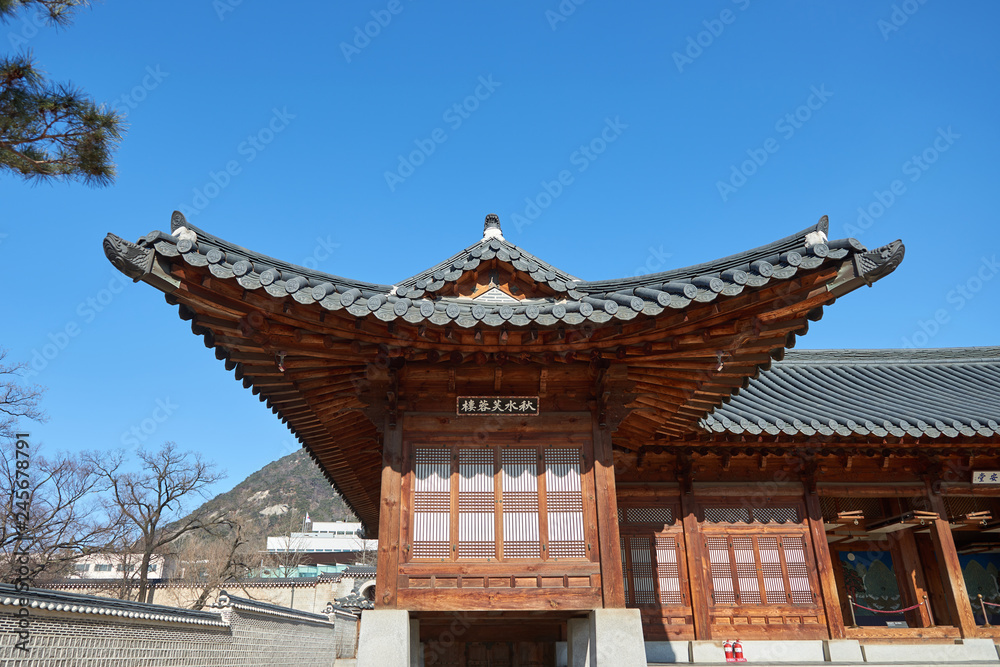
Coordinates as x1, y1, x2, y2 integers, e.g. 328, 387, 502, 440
411, 445, 588, 562
458, 449, 495, 559
758, 536, 787, 604
706, 536, 736, 604
655, 536, 683, 605
501, 449, 541, 558
544, 449, 585, 558
705, 534, 816, 606
782, 536, 813, 604
621, 529, 685, 608
412, 449, 451, 559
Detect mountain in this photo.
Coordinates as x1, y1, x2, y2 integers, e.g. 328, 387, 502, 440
181, 448, 356, 542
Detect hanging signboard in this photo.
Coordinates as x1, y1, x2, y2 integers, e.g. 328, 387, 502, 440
457, 396, 539, 416
973, 471, 1000, 484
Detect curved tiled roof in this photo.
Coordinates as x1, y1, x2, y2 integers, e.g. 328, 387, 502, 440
0, 583, 226, 626
104, 212, 903, 330
701, 347, 1000, 439
217, 590, 333, 623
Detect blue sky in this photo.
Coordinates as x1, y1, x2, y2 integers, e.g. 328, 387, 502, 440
2, 1, 998, 503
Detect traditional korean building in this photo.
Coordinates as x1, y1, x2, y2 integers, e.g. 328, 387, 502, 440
104, 213, 1000, 666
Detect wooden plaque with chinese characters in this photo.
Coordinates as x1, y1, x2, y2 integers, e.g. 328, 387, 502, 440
457, 396, 539, 416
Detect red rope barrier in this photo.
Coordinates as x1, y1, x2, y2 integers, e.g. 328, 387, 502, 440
850, 600, 923, 614
981, 600, 1000, 608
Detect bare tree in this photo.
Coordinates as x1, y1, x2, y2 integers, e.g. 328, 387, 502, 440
86, 442, 226, 602
0, 441, 118, 583
0, 348, 45, 442
175, 516, 258, 609
263, 510, 309, 578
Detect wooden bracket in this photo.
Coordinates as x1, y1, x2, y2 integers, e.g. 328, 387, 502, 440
595, 363, 636, 434
676, 453, 694, 495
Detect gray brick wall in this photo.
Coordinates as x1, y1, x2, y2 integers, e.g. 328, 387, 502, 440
0, 588, 354, 666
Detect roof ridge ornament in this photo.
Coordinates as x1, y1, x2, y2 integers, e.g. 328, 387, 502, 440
483, 213, 504, 241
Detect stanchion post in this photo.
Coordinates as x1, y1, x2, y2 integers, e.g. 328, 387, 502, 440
979, 594, 990, 628
924, 595, 934, 627
847, 595, 858, 628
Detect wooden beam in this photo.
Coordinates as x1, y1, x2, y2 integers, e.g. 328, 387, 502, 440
374, 415, 404, 609
804, 491, 846, 639
926, 492, 978, 637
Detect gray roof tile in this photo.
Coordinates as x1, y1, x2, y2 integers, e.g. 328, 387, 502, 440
105, 213, 904, 330
701, 347, 1000, 439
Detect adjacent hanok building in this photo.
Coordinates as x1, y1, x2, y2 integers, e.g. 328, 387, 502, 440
105, 213, 1000, 666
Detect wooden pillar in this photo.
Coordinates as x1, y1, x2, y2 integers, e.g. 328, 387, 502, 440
680, 492, 712, 640
926, 492, 977, 637
804, 492, 846, 639
888, 529, 932, 628
592, 417, 625, 608
375, 416, 404, 609
830, 546, 853, 625
916, 535, 953, 627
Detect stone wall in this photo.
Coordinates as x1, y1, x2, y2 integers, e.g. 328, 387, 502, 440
0, 584, 357, 666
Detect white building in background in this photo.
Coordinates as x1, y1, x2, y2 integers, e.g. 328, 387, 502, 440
66, 553, 167, 580
266, 521, 377, 563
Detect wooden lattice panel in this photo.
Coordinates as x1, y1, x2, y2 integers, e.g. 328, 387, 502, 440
624, 507, 675, 525
704, 507, 751, 524
752, 507, 799, 524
